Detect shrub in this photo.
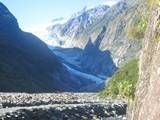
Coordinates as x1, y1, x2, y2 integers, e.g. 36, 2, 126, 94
99, 59, 139, 100
127, 16, 148, 39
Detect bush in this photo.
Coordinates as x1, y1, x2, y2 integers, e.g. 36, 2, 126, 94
127, 16, 148, 39
99, 59, 139, 100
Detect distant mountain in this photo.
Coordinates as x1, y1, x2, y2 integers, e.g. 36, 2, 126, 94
46, 1, 142, 67
49, 26, 117, 83
47, 4, 110, 47
0, 2, 90, 92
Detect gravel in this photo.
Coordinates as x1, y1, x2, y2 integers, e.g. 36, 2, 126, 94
0, 92, 127, 120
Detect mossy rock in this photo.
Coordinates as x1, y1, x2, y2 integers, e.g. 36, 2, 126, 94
127, 15, 148, 39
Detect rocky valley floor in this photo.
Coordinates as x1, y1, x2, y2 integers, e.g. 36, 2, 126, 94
0, 93, 127, 120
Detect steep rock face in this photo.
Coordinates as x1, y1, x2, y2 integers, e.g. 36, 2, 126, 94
130, 3, 160, 120
0, 2, 76, 92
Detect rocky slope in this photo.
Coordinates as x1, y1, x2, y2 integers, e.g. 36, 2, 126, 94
129, 1, 160, 120
0, 2, 97, 92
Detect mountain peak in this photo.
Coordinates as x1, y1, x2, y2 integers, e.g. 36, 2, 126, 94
112, 0, 128, 10
71, 4, 109, 19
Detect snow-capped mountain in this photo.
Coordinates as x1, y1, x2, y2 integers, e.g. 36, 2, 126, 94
46, 4, 110, 47
44, 2, 130, 49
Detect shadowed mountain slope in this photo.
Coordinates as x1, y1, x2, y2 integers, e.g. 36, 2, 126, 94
0, 2, 77, 92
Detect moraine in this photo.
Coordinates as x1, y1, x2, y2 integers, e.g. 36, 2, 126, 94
0, 93, 127, 120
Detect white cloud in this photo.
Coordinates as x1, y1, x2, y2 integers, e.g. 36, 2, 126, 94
102, 0, 121, 6
24, 24, 50, 40
23, 17, 68, 40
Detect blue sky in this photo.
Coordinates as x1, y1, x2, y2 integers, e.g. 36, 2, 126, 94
0, 0, 119, 30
